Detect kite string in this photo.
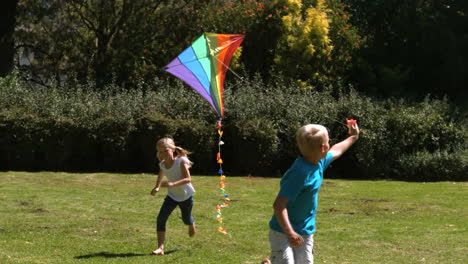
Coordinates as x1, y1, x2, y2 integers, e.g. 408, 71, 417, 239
329, 117, 347, 127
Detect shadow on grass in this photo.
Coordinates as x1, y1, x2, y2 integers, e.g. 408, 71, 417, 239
74, 250, 177, 259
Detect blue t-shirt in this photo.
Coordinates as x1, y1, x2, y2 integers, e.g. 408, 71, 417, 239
269, 152, 333, 235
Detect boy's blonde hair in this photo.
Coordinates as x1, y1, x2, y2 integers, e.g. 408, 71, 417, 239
296, 124, 328, 156
156, 137, 192, 161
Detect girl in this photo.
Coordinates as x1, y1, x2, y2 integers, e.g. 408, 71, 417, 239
150, 137, 196, 255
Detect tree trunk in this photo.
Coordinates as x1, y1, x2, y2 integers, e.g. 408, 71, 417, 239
0, 0, 18, 77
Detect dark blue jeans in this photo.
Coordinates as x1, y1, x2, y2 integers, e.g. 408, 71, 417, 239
157, 195, 194, 232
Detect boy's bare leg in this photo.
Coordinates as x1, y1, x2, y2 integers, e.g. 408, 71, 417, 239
151, 231, 165, 255
189, 222, 196, 237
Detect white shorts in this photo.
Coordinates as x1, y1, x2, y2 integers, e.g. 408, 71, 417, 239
269, 229, 314, 264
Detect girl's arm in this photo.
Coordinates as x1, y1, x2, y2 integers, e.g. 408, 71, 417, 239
151, 170, 164, 195
155, 169, 164, 188
273, 195, 304, 248
163, 160, 192, 187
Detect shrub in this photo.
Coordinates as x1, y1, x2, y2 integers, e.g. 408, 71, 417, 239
225, 118, 280, 176
131, 111, 215, 174
1, 72, 466, 181
327, 88, 392, 178
396, 150, 468, 181
386, 98, 465, 154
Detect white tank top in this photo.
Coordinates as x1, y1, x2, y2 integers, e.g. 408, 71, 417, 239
159, 157, 195, 202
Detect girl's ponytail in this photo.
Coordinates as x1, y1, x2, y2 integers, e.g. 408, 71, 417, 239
175, 146, 191, 157
175, 146, 194, 166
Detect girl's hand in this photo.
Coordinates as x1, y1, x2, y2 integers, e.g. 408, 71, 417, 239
150, 187, 159, 196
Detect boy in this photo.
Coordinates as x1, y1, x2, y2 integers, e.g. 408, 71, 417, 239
266, 120, 359, 264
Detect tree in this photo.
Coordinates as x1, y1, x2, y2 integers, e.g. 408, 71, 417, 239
15, 0, 86, 86
14, 0, 221, 88
0, 0, 18, 77
344, 0, 468, 101
241, 0, 363, 89
66, 0, 136, 88
13, 0, 364, 90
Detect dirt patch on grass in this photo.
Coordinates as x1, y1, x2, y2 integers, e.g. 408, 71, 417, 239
361, 240, 435, 254
320, 208, 362, 215
354, 198, 390, 203
32, 208, 49, 214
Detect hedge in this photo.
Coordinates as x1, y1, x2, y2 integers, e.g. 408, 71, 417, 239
1, 73, 467, 180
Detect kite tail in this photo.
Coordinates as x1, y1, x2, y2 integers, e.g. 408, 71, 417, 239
215, 118, 231, 236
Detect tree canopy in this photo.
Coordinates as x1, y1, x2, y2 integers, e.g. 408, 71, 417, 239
2, 0, 467, 101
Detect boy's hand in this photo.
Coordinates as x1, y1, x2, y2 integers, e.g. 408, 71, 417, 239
150, 187, 159, 196
286, 231, 304, 248
346, 119, 360, 137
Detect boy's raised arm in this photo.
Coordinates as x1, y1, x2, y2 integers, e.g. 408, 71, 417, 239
329, 121, 359, 161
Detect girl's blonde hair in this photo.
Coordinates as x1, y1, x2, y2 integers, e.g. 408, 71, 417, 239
296, 124, 328, 156
156, 137, 192, 162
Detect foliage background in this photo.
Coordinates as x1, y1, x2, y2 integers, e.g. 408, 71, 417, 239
1, 73, 466, 181
0, 0, 467, 180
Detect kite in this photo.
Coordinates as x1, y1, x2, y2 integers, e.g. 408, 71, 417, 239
345, 118, 357, 134
164, 33, 245, 118
164, 33, 245, 235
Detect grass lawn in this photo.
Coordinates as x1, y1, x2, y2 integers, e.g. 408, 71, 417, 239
0, 172, 466, 264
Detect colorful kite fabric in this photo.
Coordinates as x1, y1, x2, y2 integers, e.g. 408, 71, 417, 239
163, 33, 245, 118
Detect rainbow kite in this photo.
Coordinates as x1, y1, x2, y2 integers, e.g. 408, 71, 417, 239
164, 33, 244, 235
163, 33, 245, 118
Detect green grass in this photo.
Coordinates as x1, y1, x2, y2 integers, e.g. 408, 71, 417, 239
0, 172, 466, 264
